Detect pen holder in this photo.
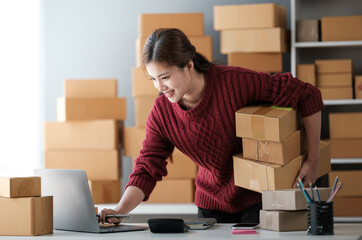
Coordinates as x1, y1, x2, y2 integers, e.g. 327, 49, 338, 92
307, 201, 334, 235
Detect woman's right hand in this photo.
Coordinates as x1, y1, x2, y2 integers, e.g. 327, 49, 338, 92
98, 208, 122, 225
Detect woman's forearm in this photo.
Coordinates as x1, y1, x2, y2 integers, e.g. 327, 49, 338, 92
114, 186, 145, 214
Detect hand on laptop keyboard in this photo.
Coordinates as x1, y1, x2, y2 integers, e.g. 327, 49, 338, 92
98, 209, 122, 225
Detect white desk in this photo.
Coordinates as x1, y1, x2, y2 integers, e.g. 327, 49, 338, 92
1, 224, 361, 239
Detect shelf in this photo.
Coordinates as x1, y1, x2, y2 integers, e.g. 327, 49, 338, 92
331, 158, 362, 164
323, 99, 362, 105
295, 41, 362, 48
334, 217, 362, 223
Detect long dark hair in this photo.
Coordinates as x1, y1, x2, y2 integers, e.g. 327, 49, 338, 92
142, 28, 213, 73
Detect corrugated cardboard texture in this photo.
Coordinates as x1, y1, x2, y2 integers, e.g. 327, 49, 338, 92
329, 113, 362, 138
329, 138, 362, 158
228, 53, 282, 73
329, 171, 362, 197
214, 3, 286, 30
321, 15, 362, 41
297, 64, 316, 86
65, 79, 117, 98
148, 179, 195, 203
260, 210, 307, 231
0, 177, 41, 198
89, 180, 121, 204
319, 87, 353, 100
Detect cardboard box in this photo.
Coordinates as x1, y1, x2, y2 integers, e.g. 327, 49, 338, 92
315, 59, 352, 73
321, 15, 362, 41
334, 197, 362, 216
221, 28, 289, 53
318, 141, 331, 178
297, 64, 316, 86
228, 53, 282, 73
135, 97, 155, 127
260, 210, 307, 231
136, 36, 213, 67
0, 177, 41, 198
167, 148, 197, 179
88, 180, 121, 204
57, 97, 127, 121
65, 79, 117, 98
329, 171, 362, 197
317, 73, 352, 87
139, 13, 204, 38
297, 20, 320, 42
0, 196, 53, 236
132, 67, 160, 98
262, 188, 332, 210
242, 130, 301, 165
148, 179, 195, 203
94, 206, 98, 214
235, 105, 298, 142
329, 112, 362, 138
44, 150, 120, 180
214, 3, 286, 30
355, 76, 362, 99
123, 127, 146, 157
44, 120, 118, 150
233, 153, 304, 192
329, 138, 362, 158
319, 87, 353, 100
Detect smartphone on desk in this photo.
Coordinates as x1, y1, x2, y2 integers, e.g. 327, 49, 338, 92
97, 214, 131, 220
231, 223, 259, 230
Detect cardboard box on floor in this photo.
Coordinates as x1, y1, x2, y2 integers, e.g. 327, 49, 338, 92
0, 177, 41, 198
228, 53, 282, 73
329, 138, 362, 158
0, 196, 53, 236
329, 112, 362, 138
262, 188, 332, 210
221, 28, 289, 53
214, 3, 286, 30
123, 127, 146, 157
317, 73, 352, 87
242, 130, 301, 165
148, 179, 195, 203
355, 76, 362, 99
139, 13, 204, 38
132, 67, 160, 98
321, 15, 362, 41
319, 87, 353, 100
57, 97, 127, 121
235, 105, 298, 142
135, 97, 156, 127
297, 64, 316, 86
44, 120, 118, 150
234, 141, 330, 192
334, 197, 362, 216
260, 210, 307, 231
315, 59, 352, 73
296, 20, 320, 42
88, 180, 121, 204
136, 36, 213, 67
65, 79, 117, 98
44, 150, 120, 180
329, 171, 362, 196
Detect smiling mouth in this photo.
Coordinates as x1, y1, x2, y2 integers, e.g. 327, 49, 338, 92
164, 90, 175, 98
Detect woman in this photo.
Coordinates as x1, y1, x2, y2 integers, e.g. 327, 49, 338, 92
99, 28, 324, 224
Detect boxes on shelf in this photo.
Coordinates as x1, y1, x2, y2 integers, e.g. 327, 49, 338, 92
329, 112, 362, 138
214, 3, 286, 30
334, 197, 362, 216
228, 53, 282, 73
329, 171, 362, 197
355, 76, 362, 99
88, 180, 121, 204
296, 64, 316, 86
0, 196, 53, 236
147, 179, 195, 203
296, 19, 320, 42
138, 13, 204, 38
221, 28, 289, 53
64, 79, 117, 98
329, 138, 362, 158
44, 150, 120, 180
319, 87, 353, 100
123, 127, 146, 157
132, 67, 159, 98
135, 97, 155, 127
0, 177, 41, 198
321, 15, 362, 41
315, 59, 352, 73
260, 210, 307, 231
316, 73, 352, 87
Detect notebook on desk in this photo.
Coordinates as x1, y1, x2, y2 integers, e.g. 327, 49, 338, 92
34, 169, 147, 233
184, 218, 217, 230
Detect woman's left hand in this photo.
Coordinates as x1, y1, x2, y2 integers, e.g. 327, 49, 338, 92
292, 156, 319, 188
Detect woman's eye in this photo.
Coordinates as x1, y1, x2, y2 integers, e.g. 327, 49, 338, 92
162, 76, 169, 80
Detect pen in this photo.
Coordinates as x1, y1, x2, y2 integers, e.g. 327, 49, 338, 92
298, 178, 312, 202
314, 186, 321, 202
327, 182, 343, 203
297, 182, 311, 203
309, 182, 314, 202
330, 176, 339, 198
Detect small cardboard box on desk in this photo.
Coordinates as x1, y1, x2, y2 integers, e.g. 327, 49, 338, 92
0, 177, 53, 236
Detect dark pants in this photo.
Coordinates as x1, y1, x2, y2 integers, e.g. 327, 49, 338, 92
198, 202, 262, 224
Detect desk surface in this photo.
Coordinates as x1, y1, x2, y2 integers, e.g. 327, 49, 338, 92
1, 224, 361, 240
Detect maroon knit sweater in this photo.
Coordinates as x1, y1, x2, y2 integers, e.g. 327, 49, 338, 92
126, 65, 325, 213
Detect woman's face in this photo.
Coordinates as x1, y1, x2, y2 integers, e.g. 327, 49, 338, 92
145, 61, 192, 104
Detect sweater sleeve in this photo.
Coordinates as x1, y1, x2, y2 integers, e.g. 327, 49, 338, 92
240, 71, 325, 117
125, 102, 174, 201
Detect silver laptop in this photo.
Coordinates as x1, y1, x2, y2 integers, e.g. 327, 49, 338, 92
34, 169, 147, 233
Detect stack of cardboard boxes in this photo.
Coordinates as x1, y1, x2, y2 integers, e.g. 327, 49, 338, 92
44, 79, 126, 204
233, 105, 331, 193
124, 12, 213, 203
0, 177, 53, 236
214, 3, 288, 73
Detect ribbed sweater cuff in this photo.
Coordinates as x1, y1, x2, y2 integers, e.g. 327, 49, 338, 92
125, 176, 156, 201
299, 90, 325, 118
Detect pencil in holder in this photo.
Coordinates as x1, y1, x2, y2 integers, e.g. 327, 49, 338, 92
307, 201, 334, 235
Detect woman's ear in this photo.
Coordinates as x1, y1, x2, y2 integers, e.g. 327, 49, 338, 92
186, 60, 194, 71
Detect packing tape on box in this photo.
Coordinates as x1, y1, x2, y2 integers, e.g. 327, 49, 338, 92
256, 140, 271, 161
250, 162, 271, 191
251, 116, 265, 139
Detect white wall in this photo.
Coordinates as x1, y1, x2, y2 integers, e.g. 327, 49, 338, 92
42, 0, 291, 191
